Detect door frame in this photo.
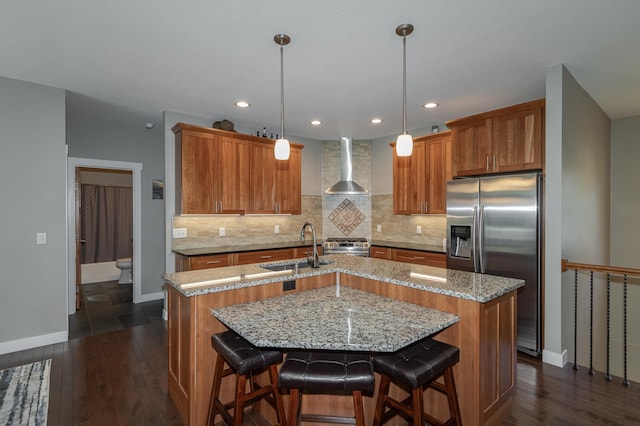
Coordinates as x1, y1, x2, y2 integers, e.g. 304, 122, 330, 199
67, 157, 143, 315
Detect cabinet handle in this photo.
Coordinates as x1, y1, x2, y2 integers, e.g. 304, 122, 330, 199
374, 251, 385, 255
260, 255, 272, 259
486, 155, 490, 171
493, 154, 496, 170
413, 256, 425, 260
205, 260, 221, 264
424, 202, 428, 213
219, 201, 223, 212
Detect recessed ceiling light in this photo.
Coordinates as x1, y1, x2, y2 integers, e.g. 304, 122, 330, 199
370, 118, 383, 124
310, 120, 322, 126
235, 101, 250, 108
423, 102, 439, 109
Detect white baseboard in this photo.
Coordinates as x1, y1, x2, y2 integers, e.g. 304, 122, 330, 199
0, 330, 68, 356
542, 348, 567, 367
137, 291, 164, 303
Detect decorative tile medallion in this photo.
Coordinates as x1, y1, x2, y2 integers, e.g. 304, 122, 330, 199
328, 199, 365, 235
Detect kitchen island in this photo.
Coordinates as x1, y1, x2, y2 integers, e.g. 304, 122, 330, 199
164, 255, 524, 426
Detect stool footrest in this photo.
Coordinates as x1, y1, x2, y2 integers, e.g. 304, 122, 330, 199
300, 414, 357, 424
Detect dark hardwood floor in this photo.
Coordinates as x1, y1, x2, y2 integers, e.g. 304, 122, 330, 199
1, 321, 639, 425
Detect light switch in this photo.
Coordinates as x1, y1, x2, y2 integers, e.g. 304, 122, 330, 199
376, 224, 382, 233
36, 232, 47, 245
219, 227, 226, 237
416, 226, 422, 235
274, 225, 280, 234
172, 228, 187, 238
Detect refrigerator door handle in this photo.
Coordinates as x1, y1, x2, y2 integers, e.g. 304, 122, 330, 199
478, 204, 485, 273
472, 205, 479, 272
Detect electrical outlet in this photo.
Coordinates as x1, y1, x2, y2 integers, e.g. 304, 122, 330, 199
36, 232, 47, 245
274, 225, 280, 234
416, 225, 422, 235
283, 280, 296, 291
219, 227, 226, 237
376, 224, 382, 233
172, 228, 187, 238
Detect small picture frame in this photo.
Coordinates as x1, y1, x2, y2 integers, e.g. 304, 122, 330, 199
152, 180, 164, 200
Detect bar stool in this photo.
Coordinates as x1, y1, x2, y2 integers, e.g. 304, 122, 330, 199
372, 338, 462, 426
207, 330, 287, 426
278, 351, 375, 426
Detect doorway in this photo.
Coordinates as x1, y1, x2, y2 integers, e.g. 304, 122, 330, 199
67, 158, 142, 316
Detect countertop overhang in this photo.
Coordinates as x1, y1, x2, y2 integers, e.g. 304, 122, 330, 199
163, 254, 524, 303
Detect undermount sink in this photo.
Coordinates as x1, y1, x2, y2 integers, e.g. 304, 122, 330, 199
260, 260, 333, 272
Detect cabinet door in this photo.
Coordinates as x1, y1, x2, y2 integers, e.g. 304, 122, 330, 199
217, 136, 249, 214
276, 146, 301, 214
370, 246, 392, 260
178, 130, 217, 214
425, 132, 452, 214
452, 119, 492, 177
492, 105, 543, 173
393, 139, 426, 214
249, 142, 278, 214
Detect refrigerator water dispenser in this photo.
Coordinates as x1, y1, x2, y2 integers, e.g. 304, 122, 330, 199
450, 225, 472, 258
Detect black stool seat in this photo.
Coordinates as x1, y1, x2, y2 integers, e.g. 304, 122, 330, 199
279, 351, 375, 426
279, 351, 375, 394
372, 338, 462, 426
207, 330, 286, 426
212, 330, 283, 375
372, 338, 459, 389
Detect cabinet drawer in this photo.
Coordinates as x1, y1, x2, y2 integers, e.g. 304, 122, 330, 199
393, 249, 446, 267
188, 254, 232, 270
370, 246, 392, 260
234, 248, 294, 265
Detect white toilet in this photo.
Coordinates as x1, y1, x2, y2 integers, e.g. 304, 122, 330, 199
116, 258, 133, 284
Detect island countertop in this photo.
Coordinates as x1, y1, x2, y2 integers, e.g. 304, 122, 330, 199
164, 254, 524, 303
212, 286, 459, 352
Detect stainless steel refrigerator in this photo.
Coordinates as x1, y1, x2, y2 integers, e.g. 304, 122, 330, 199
446, 172, 541, 356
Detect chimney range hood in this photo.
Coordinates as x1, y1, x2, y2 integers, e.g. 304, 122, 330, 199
324, 137, 369, 195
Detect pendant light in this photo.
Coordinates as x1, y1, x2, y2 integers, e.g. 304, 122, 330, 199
395, 23, 414, 157
274, 34, 291, 160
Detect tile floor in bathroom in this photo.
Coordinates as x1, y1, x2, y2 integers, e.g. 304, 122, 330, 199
68, 280, 164, 340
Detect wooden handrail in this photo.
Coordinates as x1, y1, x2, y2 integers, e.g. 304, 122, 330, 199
562, 258, 640, 276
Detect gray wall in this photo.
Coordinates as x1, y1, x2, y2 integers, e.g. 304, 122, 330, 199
67, 115, 166, 296
610, 115, 640, 379
544, 64, 612, 367
0, 77, 68, 350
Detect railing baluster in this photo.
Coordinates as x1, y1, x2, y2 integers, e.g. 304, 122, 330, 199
623, 274, 629, 387
589, 271, 595, 376
574, 268, 579, 370
606, 273, 612, 382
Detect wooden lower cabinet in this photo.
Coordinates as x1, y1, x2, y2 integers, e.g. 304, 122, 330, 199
370, 246, 446, 267
167, 272, 517, 426
175, 253, 232, 272
233, 248, 294, 265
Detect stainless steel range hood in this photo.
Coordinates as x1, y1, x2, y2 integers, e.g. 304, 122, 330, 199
324, 137, 369, 195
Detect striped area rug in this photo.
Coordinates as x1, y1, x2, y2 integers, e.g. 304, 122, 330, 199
0, 359, 50, 425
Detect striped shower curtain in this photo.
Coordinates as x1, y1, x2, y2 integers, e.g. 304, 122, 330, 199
80, 184, 133, 264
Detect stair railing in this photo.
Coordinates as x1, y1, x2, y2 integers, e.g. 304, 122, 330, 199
561, 259, 640, 386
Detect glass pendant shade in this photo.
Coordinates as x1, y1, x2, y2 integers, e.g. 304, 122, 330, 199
396, 133, 413, 157
274, 138, 290, 160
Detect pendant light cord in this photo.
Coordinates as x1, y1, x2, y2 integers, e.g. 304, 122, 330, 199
279, 40, 285, 139
402, 34, 407, 135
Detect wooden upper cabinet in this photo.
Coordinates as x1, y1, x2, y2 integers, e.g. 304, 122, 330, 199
392, 131, 451, 214
448, 99, 544, 177
174, 124, 249, 214
249, 140, 302, 215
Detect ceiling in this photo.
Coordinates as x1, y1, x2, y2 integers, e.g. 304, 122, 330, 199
1, 0, 639, 140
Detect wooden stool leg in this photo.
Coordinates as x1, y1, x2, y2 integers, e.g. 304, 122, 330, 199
444, 368, 462, 425
411, 386, 424, 426
268, 364, 287, 426
373, 374, 391, 426
208, 353, 226, 426
353, 390, 365, 426
234, 373, 247, 426
288, 388, 302, 426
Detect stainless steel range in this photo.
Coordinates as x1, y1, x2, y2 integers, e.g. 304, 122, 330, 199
323, 237, 370, 257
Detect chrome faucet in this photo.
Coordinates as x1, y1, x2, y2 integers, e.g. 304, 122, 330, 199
299, 222, 320, 268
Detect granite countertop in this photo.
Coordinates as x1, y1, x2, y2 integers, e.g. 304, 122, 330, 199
173, 240, 321, 256
370, 239, 446, 254
211, 286, 459, 352
164, 254, 524, 303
